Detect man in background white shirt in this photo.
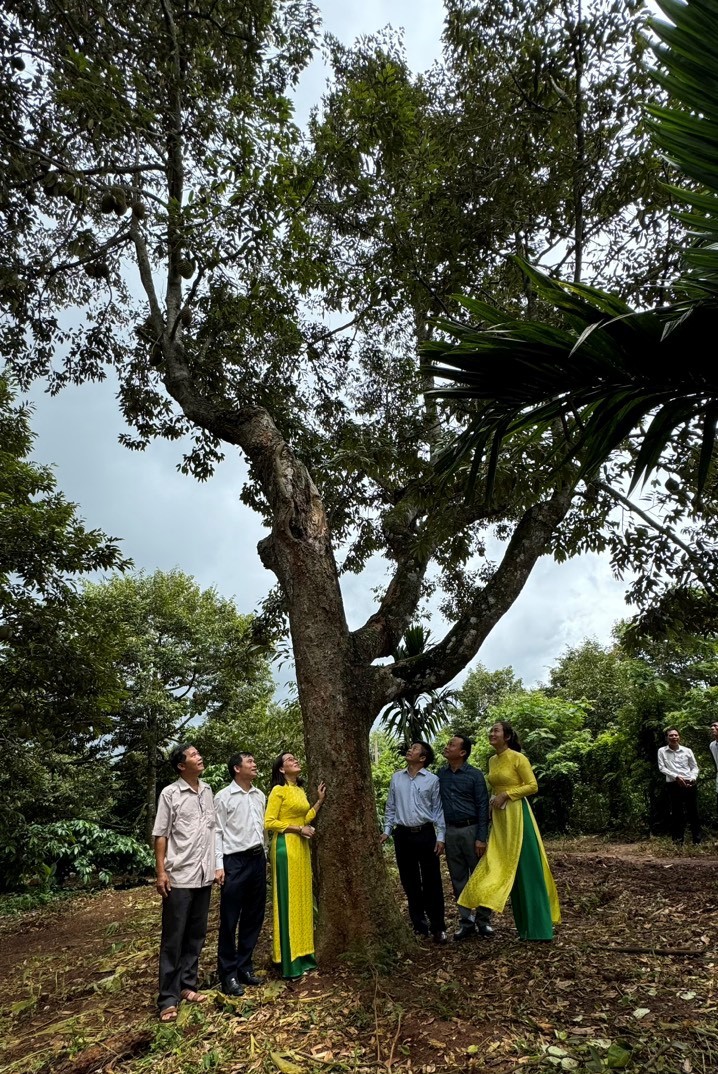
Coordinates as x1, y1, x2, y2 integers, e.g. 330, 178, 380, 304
215, 752, 267, 995
657, 728, 702, 845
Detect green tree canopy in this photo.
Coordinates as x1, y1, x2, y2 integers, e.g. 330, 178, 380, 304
0, 375, 130, 879
454, 662, 524, 738
78, 569, 272, 842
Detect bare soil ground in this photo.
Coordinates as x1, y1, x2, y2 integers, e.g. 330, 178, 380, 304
2, 839, 717, 1074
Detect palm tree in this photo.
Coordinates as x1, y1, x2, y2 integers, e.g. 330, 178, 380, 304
423, 0, 718, 501
380, 625, 457, 746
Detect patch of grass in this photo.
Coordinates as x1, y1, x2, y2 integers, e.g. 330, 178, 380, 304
0, 888, 77, 917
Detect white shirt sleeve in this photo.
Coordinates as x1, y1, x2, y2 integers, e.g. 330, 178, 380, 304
214, 788, 226, 868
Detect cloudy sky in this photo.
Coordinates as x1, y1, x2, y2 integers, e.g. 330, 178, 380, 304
24, 0, 634, 694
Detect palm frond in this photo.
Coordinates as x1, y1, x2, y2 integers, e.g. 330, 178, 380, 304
425, 0, 718, 499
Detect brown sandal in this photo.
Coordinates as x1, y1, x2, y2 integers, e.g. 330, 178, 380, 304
180, 989, 207, 1003
159, 1006, 178, 1022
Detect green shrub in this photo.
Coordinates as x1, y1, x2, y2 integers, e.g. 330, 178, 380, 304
0, 889, 75, 916
21, 820, 153, 888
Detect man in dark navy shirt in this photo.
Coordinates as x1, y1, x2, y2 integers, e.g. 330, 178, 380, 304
438, 735, 493, 941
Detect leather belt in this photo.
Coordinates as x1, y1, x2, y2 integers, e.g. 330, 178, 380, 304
395, 822, 433, 833
446, 818, 478, 829
229, 845, 265, 856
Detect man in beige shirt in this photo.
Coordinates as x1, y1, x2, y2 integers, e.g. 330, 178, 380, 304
153, 743, 216, 1021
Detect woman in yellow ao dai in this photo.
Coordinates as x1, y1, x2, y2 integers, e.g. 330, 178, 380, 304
264, 752, 326, 978
458, 721, 560, 940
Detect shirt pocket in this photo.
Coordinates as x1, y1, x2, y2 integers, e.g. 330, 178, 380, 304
171, 801, 198, 847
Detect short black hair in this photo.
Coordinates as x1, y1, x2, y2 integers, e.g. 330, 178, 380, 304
227, 752, 254, 782
416, 741, 435, 767
170, 743, 194, 773
455, 734, 472, 760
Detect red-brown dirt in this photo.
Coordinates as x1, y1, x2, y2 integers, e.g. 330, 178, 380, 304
2, 842, 717, 1074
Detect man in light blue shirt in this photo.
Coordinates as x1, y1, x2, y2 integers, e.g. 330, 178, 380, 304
380, 742, 447, 942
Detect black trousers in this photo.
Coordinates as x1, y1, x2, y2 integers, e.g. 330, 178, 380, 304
393, 823, 445, 934
158, 885, 212, 1012
668, 782, 701, 843
217, 849, 267, 980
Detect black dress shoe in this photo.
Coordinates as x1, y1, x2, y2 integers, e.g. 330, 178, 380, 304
433, 930, 448, 944
476, 922, 495, 938
453, 922, 476, 941
221, 975, 245, 996
237, 970, 262, 986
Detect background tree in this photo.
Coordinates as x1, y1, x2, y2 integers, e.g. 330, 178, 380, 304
454, 662, 524, 737
0, 376, 129, 886
197, 697, 304, 796
545, 637, 634, 734
379, 625, 458, 744
79, 570, 270, 844
0, 0, 700, 957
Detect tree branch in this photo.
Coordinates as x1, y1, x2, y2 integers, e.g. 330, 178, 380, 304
350, 523, 432, 663
594, 478, 718, 598
130, 214, 163, 325
159, 0, 185, 322
371, 482, 576, 703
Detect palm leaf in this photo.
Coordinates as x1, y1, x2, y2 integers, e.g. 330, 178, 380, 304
424, 0, 718, 499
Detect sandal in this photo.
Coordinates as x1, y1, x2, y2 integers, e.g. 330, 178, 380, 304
180, 989, 207, 1003
159, 1006, 178, 1022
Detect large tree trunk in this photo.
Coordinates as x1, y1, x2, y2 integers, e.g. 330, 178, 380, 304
302, 675, 407, 960
256, 455, 409, 958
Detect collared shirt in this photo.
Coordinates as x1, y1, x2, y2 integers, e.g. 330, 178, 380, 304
657, 745, 699, 783
437, 762, 489, 843
383, 768, 445, 841
152, 777, 215, 887
710, 740, 718, 791
214, 781, 267, 867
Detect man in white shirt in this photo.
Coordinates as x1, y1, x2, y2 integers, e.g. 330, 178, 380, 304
657, 728, 701, 845
215, 752, 267, 995
710, 722, 718, 820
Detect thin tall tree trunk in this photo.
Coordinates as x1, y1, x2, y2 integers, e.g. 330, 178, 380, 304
145, 712, 158, 847
571, 0, 586, 284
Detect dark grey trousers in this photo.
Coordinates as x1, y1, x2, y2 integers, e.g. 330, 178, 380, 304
158, 885, 212, 1011
444, 825, 491, 925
